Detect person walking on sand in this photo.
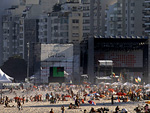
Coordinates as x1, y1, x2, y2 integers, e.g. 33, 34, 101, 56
17, 100, 22, 110
61, 105, 65, 113
111, 95, 114, 104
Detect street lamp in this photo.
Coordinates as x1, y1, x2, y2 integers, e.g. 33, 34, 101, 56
27, 42, 30, 82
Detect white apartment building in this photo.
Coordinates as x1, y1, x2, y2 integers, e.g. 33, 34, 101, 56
48, 11, 69, 44
105, 0, 144, 36
41, 1, 83, 44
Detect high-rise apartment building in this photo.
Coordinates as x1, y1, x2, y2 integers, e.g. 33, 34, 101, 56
2, 5, 25, 62
1, 0, 58, 64
143, 0, 150, 36
105, 0, 144, 36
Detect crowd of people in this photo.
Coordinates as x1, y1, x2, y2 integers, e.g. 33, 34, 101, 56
0, 82, 150, 112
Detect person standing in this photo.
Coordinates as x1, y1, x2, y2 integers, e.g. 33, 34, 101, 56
61, 105, 65, 113
111, 95, 114, 104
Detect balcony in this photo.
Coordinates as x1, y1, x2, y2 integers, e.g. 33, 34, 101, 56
145, 0, 150, 3
144, 15, 150, 18
145, 30, 150, 32
145, 22, 150, 25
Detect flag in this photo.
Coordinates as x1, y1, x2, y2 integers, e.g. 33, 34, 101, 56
135, 78, 138, 83
138, 77, 141, 82
120, 73, 122, 77
112, 72, 115, 77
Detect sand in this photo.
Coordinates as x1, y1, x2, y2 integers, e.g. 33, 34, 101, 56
0, 89, 146, 113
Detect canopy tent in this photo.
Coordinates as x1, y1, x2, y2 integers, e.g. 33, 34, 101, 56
0, 69, 4, 78
0, 74, 12, 83
96, 76, 111, 80
0, 69, 14, 81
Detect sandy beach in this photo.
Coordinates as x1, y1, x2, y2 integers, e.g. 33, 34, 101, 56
0, 89, 147, 113
0, 98, 146, 113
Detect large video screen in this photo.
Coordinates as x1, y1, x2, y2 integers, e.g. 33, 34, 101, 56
95, 50, 143, 67
50, 67, 64, 77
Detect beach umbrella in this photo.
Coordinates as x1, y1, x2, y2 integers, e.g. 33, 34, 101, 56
99, 95, 105, 98
108, 88, 114, 92
145, 101, 150, 104
116, 92, 126, 96
144, 84, 150, 88
88, 100, 96, 105
123, 82, 133, 86
14, 97, 20, 100
64, 95, 71, 98
33, 86, 37, 89
20, 98, 25, 101
136, 89, 142, 93
70, 85, 75, 88
92, 91, 96, 94
146, 89, 150, 93
83, 94, 88, 96
66, 88, 70, 90
112, 82, 122, 86
87, 94, 94, 96
95, 93, 100, 96
85, 86, 90, 88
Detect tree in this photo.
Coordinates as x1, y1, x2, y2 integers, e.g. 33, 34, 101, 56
1, 56, 27, 82
53, 3, 61, 12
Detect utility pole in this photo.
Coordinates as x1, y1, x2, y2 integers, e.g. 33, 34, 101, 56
27, 42, 30, 82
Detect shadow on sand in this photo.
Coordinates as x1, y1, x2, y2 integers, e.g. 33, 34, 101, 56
28, 101, 141, 108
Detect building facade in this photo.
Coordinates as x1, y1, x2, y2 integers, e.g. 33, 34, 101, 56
105, 0, 144, 36
143, 0, 150, 36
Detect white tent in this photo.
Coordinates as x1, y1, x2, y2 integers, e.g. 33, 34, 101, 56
96, 76, 111, 80
0, 69, 4, 78
0, 69, 14, 81
0, 74, 12, 83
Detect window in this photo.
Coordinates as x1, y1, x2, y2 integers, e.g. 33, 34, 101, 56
72, 26, 79, 30
131, 10, 134, 13
72, 19, 79, 23
83, 13, 90, 17
131, 31, 134, 34
83, 26, 90, 30
131, 17, 134, 20
54, 19, 59, 23
83, 6, 90, 11
118, 24, 122, 28
117, 17, 122, 21
72, 33, 79, 37
83, 19, 90, 24
131, 3, 135, 7
54, 26, 58, 30
131, 24, 134, 28
110, 17, 113, 21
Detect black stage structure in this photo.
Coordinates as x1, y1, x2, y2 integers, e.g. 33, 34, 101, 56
81, 36, 149, 84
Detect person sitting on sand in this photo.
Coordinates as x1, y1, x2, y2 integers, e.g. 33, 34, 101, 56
50, 108, 54, 113
90, 107, 96, 113
4, 100, 10, 107
144, 104, 149, 113
115, 106, 120, 113
68, 103, 73, 109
